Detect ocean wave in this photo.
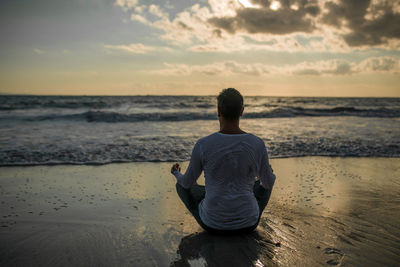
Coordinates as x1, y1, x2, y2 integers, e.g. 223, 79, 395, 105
23, 111, 216, 122
0, 100, 111, 110
244, 107, 400, 118
1, 140, 399, 167
1, 113, 399, 166
2, 107, 399, 122
0, 95, 216, 110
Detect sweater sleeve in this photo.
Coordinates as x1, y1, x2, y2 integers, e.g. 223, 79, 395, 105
259, 143, 276, 190
173, 141, 203, 188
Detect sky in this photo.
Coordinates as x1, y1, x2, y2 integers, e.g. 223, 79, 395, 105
0, 0, 399, 96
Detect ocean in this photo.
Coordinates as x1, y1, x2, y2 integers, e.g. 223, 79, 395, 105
0, 95, 399, 166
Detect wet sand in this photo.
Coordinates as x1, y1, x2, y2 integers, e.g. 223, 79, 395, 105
0, 157, 399, 266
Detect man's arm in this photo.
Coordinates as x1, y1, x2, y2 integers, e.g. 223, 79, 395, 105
259, 144, 276, 190
171, 142, 203, 188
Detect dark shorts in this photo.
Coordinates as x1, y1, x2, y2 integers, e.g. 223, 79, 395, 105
175, 180, 272, 235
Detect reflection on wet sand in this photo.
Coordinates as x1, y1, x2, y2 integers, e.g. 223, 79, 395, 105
171, 230, 277, 267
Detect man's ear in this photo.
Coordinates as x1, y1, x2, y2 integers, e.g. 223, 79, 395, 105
217, 106, 221, 117
240, 106, 244, 117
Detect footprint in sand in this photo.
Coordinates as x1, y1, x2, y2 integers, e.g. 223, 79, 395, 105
324, 247, 344, 266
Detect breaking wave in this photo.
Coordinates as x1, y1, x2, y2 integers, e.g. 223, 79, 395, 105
2, 107, 400, 123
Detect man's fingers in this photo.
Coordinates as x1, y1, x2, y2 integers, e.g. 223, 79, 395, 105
171, 163, 180, 174
171, 164, 177, 173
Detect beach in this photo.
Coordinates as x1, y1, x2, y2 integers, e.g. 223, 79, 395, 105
1, 95, 399, 266
2, 0, 400, 265
1, 157, 399, 266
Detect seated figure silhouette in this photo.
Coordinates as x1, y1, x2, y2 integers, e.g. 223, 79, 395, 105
171, 88, 276, 234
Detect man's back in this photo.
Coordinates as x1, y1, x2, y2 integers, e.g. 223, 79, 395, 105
194, 132, 275, 230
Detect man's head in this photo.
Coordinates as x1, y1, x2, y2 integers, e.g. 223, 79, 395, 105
217, 88, 244, 121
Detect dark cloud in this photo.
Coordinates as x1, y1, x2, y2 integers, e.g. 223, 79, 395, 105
212, 29, 223, 38
209, 17, 236, 34
323, 0, 400, 46
209, 0, 319, 35
208, 0, 400, 47
177, 21, 194, 31
322, 2, 346, 26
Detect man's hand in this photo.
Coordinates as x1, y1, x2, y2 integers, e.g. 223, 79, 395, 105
171, 163, 181, 174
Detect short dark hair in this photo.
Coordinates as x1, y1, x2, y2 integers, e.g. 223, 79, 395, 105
217, 88, 244, 120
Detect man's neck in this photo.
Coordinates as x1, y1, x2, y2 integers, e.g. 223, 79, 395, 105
219, 119, 246, 134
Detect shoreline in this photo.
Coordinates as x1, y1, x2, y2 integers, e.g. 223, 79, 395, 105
1, 157, 399, 266
1, 155, 400, 168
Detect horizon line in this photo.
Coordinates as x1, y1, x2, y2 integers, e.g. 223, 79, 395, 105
0, 93, 399, 98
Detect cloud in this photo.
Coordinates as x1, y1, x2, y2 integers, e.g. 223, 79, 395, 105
153, 61, 269, 76
358, 56, 399, 72
207, 0, 400, 47
134, 5, 146, 13
325, 61, 353, 75
114, 0, 138, 11
116, 1, 318, 50
209, 1, 320, 35
322, 0, 400, 47
290, 60, 355, 75
293, 57, 399, 75
130, 13, 149, 24
114, 0, 400, 52
148, 4, 168, 19
153, 57, 399, 77
151, 4, 214, 45
206, 0, 400, 49
293, 69, 321, 75
104, 43, 154, 54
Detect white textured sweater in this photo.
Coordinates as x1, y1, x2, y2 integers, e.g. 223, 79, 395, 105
173, 132, 276, 230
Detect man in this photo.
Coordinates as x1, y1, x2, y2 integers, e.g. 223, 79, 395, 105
171, 88, 276, 234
